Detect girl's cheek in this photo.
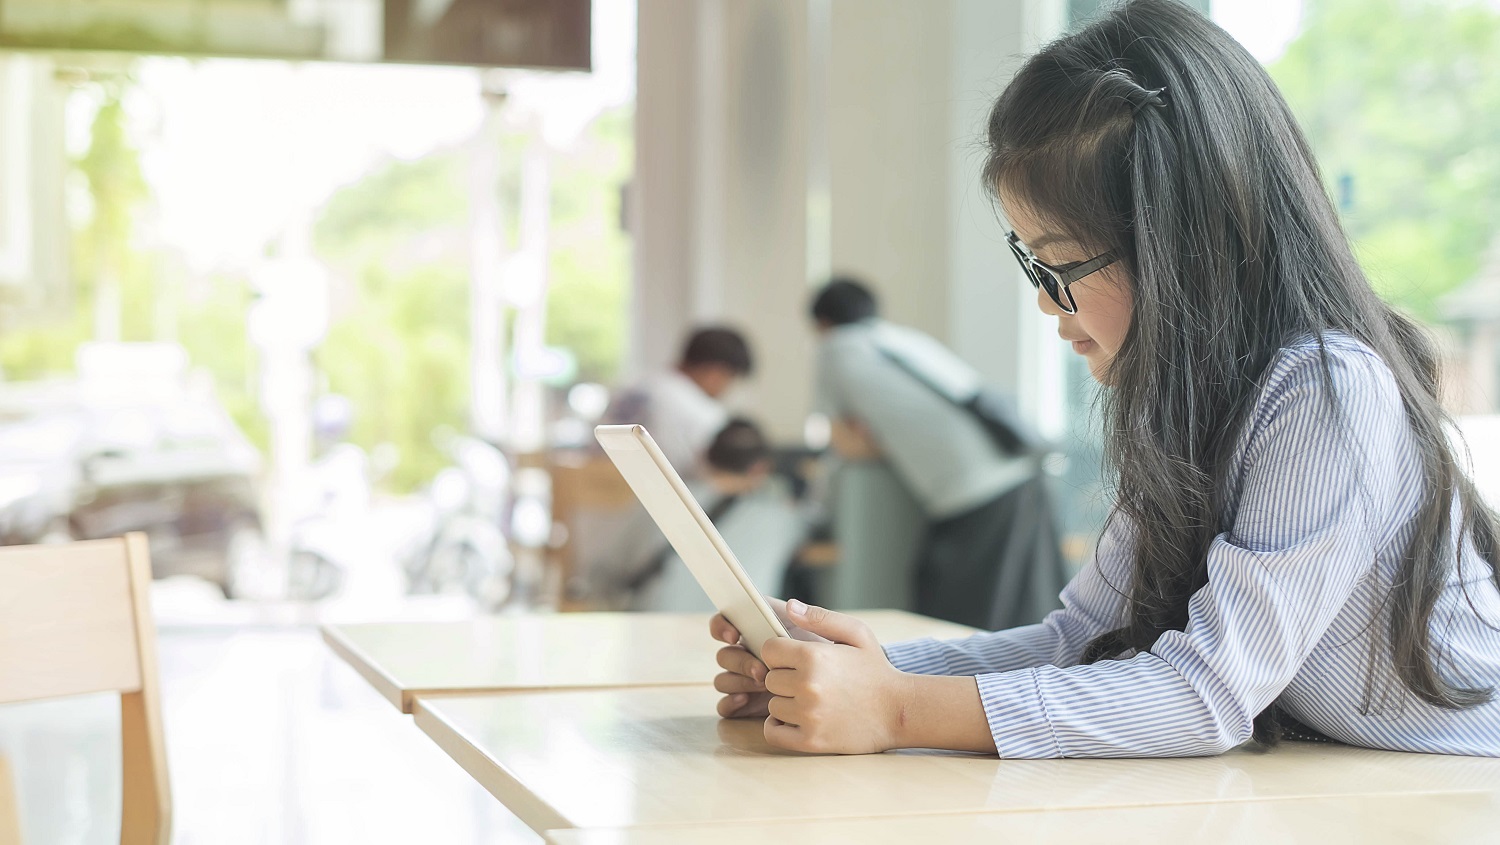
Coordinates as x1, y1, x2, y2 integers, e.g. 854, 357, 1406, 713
1087, 273, 1134, 353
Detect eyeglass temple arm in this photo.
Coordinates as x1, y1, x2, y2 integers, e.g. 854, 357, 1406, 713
1057, 252, 1118, 285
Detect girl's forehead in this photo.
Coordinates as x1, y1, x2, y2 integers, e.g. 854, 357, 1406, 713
995, 191, 1034, 229
999, 196, 1109, 262
997, 194, 1072, 247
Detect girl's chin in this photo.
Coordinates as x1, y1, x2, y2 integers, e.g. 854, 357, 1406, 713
1085, 354, 1118, 386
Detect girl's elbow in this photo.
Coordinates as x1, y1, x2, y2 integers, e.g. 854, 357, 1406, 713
1204, 703, 1257, 753
1205, 727, 1253, 754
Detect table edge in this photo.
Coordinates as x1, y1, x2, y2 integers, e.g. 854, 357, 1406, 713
320, 611, 978, 716
320, 624, 410, 713
413, 696, 575, 834
536, 788, 1500, 843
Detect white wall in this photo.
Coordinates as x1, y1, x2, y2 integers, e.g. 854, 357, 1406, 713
707, 2, 814, 442
826, 0, 954, 341
631, 0, 702, 383
947, 0, 1068, 432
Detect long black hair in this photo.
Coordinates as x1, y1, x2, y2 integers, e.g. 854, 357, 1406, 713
983, 0, 1500, 743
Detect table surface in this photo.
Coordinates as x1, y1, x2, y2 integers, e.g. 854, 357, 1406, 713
542, 791, 1500, 844
322, 610, 976, 712
412, 684, 1500, 834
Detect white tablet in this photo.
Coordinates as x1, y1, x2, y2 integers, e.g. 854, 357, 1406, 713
594, 424, 790, 657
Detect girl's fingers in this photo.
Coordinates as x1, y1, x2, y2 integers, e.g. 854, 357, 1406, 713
717, 694, 748, 717
709, 613, 741, 645
762, 667, 796, 697
766, 694, 800, 726
763, 716, 808, 751
717, 691, 772, 719
715, 645, 768, 681
714, 671, 766, 694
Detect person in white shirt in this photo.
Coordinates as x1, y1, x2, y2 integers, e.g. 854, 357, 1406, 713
812, 278, 1065, 629
603, 327, 754, 477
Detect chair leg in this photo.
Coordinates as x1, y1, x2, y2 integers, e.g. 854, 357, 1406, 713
120, 692, 170, 845
0, 751, 21, 845
121, 534, 171, 845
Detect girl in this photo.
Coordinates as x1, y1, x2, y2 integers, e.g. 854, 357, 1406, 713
708, 0, 1500, 758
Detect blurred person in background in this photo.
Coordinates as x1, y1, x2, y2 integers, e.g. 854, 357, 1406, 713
811, 278, 1066, 629
602, 327, 754, 477
584, 417, 804, 612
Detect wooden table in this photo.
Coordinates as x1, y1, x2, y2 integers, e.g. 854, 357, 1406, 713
543, 791, 1500, 844
326, 611, 1500, 840
322, 610, 976, 712
411, 684, 1500, 835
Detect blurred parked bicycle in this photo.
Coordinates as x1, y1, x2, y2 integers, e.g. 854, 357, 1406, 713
402, 432, 514, 609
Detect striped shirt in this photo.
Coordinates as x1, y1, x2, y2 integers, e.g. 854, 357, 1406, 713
884, 333, 1500, 758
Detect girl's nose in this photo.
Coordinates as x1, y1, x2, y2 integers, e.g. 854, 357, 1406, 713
1037, 286, 1063, 316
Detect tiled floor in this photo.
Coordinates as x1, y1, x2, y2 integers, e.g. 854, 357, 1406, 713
0, 614, 541, 844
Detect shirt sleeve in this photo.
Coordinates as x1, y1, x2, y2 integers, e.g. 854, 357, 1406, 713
814, 342, 846, 418
970, 344, 1408, 759
883, 514, 1132, 675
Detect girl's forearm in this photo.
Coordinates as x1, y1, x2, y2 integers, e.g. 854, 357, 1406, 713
890, 673, 998, 754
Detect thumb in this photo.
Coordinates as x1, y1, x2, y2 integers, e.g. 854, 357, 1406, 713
785, 599, 875, 648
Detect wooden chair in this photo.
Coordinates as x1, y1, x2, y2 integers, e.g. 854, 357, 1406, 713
0, 534, 170, 845
0, 752, 19, 845
547, 455, 639, 609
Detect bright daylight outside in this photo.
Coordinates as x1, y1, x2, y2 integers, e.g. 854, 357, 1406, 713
0, 0, 1498, 842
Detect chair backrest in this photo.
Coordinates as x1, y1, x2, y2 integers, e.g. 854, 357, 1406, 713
548, 456, 638, 608
0, 534, 170, 845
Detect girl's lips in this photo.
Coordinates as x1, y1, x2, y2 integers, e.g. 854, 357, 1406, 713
1070, 339, 1098, 355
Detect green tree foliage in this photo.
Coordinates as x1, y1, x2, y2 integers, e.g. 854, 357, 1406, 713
176, 274, 267, 447
546, 105, 631, 385
316, 152, 470, 252
1269, 0, 1500, 317
3, 73, 633, 499
313, 105, 632, 490
0, 84, 144, 376
0, 308, 91, 376
2, 78, 266, 456
313, 152, 471, 492
75, 89, 147, 290
316, 263, 471, 492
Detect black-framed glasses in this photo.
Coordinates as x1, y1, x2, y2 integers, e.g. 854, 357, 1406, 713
1006, 231, 1118, 315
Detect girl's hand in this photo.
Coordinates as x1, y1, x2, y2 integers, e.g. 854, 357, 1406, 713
760, 599, 907, 755
711, 615, 772, 719
830, 417, 881, 461
710, 598, 829, 720
712, 601, 997, 755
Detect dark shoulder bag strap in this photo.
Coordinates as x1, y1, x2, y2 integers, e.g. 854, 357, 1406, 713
626, 494, 742, 593
873, 346, 1040, 456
